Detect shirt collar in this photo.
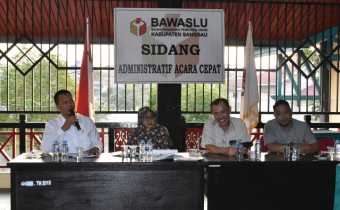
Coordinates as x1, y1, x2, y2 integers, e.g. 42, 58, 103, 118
59, 115, 77, 131
215, 117, 234, 132
59, 115, 66, 124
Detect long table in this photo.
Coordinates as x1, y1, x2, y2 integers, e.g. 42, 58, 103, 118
204, 153, 338, 210
8, 153, 204, 210
9, 152, 340, 210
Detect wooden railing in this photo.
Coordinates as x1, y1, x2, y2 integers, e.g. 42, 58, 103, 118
1, 115, 339, 168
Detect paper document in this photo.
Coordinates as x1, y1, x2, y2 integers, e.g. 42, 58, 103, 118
69, 153, 99, 158
153, 152, 199, 161
153, 149, 178, 156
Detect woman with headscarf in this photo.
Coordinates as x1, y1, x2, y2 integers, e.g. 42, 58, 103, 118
127, 106, 172, 149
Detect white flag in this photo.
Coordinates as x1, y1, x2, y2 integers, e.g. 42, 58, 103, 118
240, 21, 259, 136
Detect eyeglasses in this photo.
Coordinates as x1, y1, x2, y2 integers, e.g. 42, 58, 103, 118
142, 116, 156, 121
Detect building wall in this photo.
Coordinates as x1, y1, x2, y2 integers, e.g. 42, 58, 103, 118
0, 173, 10, 188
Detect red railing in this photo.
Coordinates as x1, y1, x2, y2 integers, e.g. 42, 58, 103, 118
98, 128, 108, 153
0, 128, 18, 168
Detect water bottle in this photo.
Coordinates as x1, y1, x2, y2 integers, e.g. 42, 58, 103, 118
255, 140, 261, 160
140, 140, 146, 161
236, 139, 243, 159
61, 140, 69, 162
52, 141, 59, 162
147, 140, 153, 162
288, 142, 294, 158
335, 140, 340, 160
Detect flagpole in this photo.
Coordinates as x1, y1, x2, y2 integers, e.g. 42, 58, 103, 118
86, 18, 95, 122
75, 18, 95, 122
240, 21, 259, 136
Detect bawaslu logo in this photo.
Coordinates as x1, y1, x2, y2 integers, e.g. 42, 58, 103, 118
130, 18, 146, 36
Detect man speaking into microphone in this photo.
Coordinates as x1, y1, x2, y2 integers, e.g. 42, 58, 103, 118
41, 90, 102, 155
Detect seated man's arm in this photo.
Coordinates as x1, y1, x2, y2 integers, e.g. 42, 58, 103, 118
84, 119, 103, 155
239, 120, 250, 154
265, 143, 286, 153
298, 126, 319, 154
298, 142, 318, 154
264, 122, 285, 153
307, 142, 319, 154
266, 140, 319, 154
205, 144, 237, 156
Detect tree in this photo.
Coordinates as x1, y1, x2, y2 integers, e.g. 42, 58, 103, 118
97, 83, 153, 112
147, 82, 229, 122
0, 44, 75, 146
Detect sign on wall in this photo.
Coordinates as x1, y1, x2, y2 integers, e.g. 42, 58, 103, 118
114, 8, 225, 84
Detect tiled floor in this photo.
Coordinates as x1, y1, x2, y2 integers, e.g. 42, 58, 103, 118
0, 188, 206, 210
0, 189, 10, 210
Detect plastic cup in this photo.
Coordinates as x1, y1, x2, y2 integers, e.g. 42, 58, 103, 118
291, 146, 300, 161
187, 149, 199, 157
121, 145, 129, 158
187, 149, 198, 153
249, 150, 255, 159
128, 145, 137, 158
283, 146, 290, 158
327, 146, 334, 160
75, 147, 84, 162
25, 153, 33, 159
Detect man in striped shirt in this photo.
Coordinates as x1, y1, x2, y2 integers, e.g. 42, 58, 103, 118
201, 98, 250, 155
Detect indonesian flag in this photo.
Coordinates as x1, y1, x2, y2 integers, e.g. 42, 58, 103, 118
75, 18, 95, 122
240, 21, 259, 135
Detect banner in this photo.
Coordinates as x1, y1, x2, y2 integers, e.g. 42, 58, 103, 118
75, 18, 95, 121
240, 21, 259, 135
114, 8, 224, 83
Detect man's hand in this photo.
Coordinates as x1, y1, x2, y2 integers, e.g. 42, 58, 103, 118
206, 145, 240, 156
61, 116, 79, 131
223, 147, 237, 156
84, 147, 100, 155
299, 142, 311, 153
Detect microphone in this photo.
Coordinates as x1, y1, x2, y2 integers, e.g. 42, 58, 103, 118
242, 142, 253, 149
69, 109, 81, 131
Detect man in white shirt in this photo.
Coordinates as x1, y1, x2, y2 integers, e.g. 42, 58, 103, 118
41, 90, 102, 154
201, 98, 250, 155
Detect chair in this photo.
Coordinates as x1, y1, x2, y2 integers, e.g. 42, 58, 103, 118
198, 137, 206, 151
317, 137, 334, 153
186, 128, 203, 151
114, 128, 134, 151
260, 136, 268, 152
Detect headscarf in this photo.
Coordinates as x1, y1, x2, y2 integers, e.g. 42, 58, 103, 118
127, 106, 172, 149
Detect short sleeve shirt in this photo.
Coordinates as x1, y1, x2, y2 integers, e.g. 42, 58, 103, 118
263, 118, 317, 146
201, 117, 250, 148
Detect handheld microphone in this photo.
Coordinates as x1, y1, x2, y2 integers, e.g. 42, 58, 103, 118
69, 108, 81, 131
